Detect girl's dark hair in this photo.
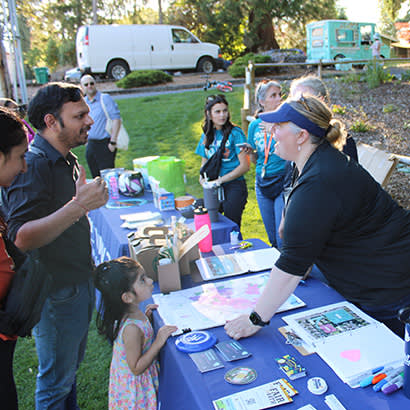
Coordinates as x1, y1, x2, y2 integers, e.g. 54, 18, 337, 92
94, 257, 143, 343
202, 94, 234, 149
0, 107, 27, 156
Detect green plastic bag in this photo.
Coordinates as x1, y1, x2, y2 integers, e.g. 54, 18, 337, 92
147, 156, 186, 196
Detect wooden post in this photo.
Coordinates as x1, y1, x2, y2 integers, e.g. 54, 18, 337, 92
241, 63, 253, 135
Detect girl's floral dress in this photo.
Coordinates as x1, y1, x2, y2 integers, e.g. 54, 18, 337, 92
109, 317, 159, 409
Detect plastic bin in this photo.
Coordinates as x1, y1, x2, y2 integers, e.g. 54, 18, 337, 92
34, 67, 49, 84
335, 58, 352, 71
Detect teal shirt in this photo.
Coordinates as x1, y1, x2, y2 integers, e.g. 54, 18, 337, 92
247, 118, 286, 177
195, 127, 246, 179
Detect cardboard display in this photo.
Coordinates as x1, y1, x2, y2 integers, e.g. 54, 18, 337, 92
127, 224, 202, 291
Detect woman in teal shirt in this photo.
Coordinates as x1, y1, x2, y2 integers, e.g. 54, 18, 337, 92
195, 95, 249, 228
246, 80, 286, 247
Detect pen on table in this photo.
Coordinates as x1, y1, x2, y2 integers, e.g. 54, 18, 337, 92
356, 366, 388, 387
372, 366, 403, 385
360, 366, 397, 387
373, 369, 404, 392
382, 372, 404, 394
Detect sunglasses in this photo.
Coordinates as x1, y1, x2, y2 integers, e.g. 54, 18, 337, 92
206, 94, 226, 104
83, 82, 95, 87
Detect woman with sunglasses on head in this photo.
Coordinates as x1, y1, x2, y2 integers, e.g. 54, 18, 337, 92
225, 95, 410, 340
245, 80, 287, 247
0, 107, 28, 409
195, 94, 249, 228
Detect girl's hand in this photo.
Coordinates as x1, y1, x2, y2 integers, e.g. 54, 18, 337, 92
156, 325, 178, 346
145, 304, 158, 320
239, 143, 254, 155
224, 315, 261, 340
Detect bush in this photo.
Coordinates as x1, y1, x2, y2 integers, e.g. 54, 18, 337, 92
365, 61, 393, 89
116, 70, 173, 89
228, 53, 272, 78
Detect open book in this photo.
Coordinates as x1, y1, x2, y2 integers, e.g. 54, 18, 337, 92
282, 302, 405, 388
196, 247, 280, 281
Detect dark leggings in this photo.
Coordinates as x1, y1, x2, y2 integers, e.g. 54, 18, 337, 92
221, 179, 248, 228
0, 338, 18, 410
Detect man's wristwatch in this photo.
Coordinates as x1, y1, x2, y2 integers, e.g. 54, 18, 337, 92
249, 311, 270, 327
109, 141, 117, 146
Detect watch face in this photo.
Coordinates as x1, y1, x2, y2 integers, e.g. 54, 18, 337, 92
250, 312, 260, 326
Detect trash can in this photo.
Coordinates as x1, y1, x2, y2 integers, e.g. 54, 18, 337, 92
335, 58, 352, 71
34, 67, 49, 84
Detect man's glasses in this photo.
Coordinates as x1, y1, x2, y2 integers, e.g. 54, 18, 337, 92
83, 82, 95, 87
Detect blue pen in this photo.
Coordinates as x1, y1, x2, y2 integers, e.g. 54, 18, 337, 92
359, 366, 393, 387
373, 368, 404, 392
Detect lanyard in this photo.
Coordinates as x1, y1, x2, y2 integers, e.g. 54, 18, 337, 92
263, 131, 274, 166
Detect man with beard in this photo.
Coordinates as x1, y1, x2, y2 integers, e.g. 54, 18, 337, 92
1, 82, 109, 409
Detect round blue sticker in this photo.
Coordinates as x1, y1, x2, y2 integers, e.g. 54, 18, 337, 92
175, 331, 217, 353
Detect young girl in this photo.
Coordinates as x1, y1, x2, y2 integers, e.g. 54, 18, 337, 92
95, 257, 177, 410
196, 94, 249, 228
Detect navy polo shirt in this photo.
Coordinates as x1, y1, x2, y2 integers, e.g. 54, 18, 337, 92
1, 134, 93, 291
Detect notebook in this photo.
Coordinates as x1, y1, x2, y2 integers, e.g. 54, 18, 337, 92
195, 247, 280, 280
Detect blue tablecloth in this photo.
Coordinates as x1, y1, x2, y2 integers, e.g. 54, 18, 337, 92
87, 191, 240, 265
153, 239, 409, 410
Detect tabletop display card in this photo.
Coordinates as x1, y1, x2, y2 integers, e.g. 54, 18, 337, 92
282, 302, 405, 388
212, 379, 296, 409
196, 247, 281, 281
153, 273, 305, 335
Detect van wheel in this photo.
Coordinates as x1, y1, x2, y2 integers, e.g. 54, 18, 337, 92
198, 57, 214, 74
107, 60, 130, 81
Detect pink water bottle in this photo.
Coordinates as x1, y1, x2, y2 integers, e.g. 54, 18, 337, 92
194, 207, 213, 252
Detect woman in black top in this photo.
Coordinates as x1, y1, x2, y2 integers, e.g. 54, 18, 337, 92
225, 95, 410, 340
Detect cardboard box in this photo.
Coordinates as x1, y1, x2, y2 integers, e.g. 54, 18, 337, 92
158, 262, 181, 293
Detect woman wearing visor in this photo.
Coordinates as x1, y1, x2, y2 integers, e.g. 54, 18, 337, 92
225, 95, 410, 339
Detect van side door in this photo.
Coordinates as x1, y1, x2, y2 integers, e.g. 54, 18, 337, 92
150, 26, 172, 69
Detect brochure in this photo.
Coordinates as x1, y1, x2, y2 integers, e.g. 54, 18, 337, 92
196, 247, 281, 281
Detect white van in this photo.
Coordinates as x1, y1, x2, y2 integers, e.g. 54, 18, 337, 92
76, 24, 223, 80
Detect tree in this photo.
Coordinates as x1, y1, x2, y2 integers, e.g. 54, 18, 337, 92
378, 0, 406, 36
168, 0, 340, 57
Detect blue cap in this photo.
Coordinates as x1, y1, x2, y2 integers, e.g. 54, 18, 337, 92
259, 102, 327, 138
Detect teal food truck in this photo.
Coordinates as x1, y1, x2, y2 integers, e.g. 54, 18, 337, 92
306, 20, 390, 64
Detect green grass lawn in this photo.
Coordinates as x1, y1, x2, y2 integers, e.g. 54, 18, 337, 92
13, 88, 268, 409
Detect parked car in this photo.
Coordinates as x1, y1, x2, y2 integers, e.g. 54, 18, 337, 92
64, 67, 82, 82
76, 24, 224, 80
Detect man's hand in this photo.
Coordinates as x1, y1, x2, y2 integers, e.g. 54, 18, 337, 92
75, 165, 109, 210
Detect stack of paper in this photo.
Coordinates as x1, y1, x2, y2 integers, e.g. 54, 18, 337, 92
282, 302, 405, 387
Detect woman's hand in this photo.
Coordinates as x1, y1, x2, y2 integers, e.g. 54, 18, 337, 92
239, 143, 254, 155
224, 314, 261, 340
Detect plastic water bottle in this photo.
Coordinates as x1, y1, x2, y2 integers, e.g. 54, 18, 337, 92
194, 207, 213, 253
